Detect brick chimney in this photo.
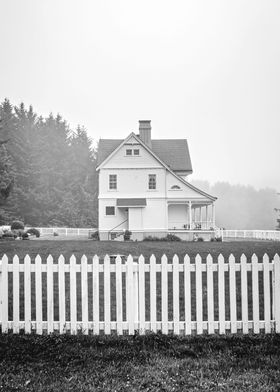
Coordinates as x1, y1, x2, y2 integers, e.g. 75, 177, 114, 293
139, 120, 152, 148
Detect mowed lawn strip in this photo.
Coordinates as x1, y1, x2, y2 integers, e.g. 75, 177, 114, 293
1, 239, 280, 260
0, 333, 279, 392
1, 240, 280, 328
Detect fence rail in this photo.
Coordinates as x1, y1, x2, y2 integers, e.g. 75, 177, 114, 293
220, 229, 280, 241
0, 253, 279, 335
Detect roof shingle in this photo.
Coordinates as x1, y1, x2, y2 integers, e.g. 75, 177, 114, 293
97, 137, 192, 173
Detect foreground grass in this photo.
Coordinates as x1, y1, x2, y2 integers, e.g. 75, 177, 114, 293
0, 333, 279, 391
1, 239, 280, 261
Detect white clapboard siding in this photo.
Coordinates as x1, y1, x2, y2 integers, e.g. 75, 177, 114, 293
0, 252, 277, 335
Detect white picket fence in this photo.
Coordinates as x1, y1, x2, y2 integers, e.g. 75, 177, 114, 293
37, 227, 96, 237
0, 253, 279, 335
219, 229, 280, 241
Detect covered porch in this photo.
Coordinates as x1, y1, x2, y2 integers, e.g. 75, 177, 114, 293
167, 200, 216, 231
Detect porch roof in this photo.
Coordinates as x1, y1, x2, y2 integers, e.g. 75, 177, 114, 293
116, 198, 147, 207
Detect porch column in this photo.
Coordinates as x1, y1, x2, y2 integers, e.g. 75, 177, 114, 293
212, 203, 215, 228
206, 205, 209, 229
188, 201, 192, 229
199, 207, 202, 223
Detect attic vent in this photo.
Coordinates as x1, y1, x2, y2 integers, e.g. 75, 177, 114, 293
171, 185, 181, 190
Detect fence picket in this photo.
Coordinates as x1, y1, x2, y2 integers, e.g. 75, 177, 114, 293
24, 255, 31, 333
150, 254, 157, 333
184, 255, 191, 335
1, 255, 8, 333
138, 255, 145, 335
252, 254, 260, 333
173, 255, 179, 335
13, 255, 20, 334
81, 255, 88, 334
47, 255, 54, 334
0, 252, 277, 336
218, 254, 225, 334
35, 255, 42, 334
229, 254, 237, 333
115, 255, 123, 335
58, 255, 65, 334
240, 254, 248, 334
127, 255, 134, 334
70, 255, 77, 334
195, 254, 203, 334
92, 255, 100, 335
274, 254, 280, 333
263, 254, 271, 333
104, 255, 111, 335
207, 254, 214, 334
161, 254, 168, 334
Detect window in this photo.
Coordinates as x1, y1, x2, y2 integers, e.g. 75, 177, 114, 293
149, 174, 156, 190
109, 174, 117, 189
171, 185, 181, 190
133, 149, 140, 155
106, 206, 115, 215
126, 149, 132, 156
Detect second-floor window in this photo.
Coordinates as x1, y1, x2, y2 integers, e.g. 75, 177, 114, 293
149, 174, 156, 190
109, 174, 117, 190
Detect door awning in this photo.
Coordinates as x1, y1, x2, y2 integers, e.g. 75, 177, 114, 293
116, 198, 147, 207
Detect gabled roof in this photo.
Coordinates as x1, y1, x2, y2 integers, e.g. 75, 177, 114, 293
97, 132, 216, 201
97, 137, 192, 173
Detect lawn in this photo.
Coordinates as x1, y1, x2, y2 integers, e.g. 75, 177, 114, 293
1, 239, 280, 261
0, 333, 279, 391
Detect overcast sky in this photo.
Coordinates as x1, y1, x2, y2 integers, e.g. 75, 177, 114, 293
0, 0, 279, 190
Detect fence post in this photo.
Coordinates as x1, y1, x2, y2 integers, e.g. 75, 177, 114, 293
274, 254, 280, 333
133, 259, 139, 327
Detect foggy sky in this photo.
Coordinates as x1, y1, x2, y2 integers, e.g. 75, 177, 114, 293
0, 0, 279, 190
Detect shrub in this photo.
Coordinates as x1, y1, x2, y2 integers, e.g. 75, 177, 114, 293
2, 231, 17, 238
197, 237, 204, 242
124, 230, 132, 241
26, 228, 40, 238
215, 236, 223, 242
143, 236, 160, 241
11, 220, 24, 230
22, 232, 29, 240
165, 234, 181, 242
91, 230, 99, 240
12, 229, 25, 238
53, 232, 59, 237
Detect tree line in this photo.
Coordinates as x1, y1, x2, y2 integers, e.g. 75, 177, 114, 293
0, 99, 97, 227
0, 98, 278, 229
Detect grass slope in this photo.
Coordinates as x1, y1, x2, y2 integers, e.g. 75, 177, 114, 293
0, 333, 279, 391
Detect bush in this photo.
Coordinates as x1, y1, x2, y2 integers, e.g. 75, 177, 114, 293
53, 232, 59, 237
2, 231, 17, 239
11, 220, 24, 230
91, 230, 99, 240
124, 230, 132, 241
12, 229, 25, 238
143, 234, 181, 242
197, 237, 204, 242
165, 234, 181, 242
143, 236, 160, 241
26, 228, 40, 238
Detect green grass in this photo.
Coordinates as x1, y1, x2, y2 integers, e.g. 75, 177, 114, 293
0, 333, 279, 391
1, 239, 280, 261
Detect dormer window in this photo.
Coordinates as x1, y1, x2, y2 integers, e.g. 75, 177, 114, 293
126, 148, 140, 156
171, 185, 181, 190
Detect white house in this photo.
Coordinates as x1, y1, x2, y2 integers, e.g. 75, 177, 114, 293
97, 120, 217, 241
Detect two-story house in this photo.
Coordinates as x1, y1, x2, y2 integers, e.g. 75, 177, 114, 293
97, 120, 217, 241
